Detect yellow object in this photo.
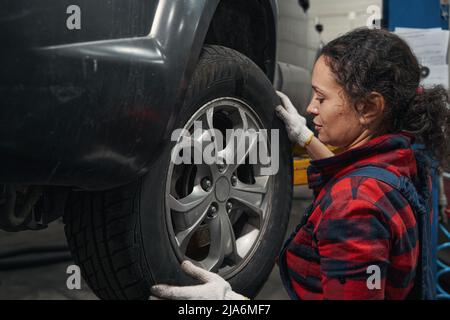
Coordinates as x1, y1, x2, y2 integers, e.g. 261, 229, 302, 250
292, 144, 339, 186
293, 158, 311, 185
293, 144, 307, 157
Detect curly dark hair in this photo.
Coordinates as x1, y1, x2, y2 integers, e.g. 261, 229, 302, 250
320, 28, 449, 166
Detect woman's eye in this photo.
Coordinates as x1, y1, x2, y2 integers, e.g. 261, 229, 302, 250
316, 97, 325, 104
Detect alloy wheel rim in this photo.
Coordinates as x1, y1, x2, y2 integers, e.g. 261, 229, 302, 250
164, 97, 274, 278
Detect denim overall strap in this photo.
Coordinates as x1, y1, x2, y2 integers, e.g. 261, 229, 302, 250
345, 166, 434, 299
412, 144, 440, 299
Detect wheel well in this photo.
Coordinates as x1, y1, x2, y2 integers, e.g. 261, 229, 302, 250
204, 0, 276, 81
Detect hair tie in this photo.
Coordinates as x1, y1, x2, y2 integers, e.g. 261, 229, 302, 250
416, 86, 424, 94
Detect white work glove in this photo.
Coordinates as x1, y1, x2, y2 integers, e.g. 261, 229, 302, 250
275, 91, 314, 147
150, 260, 247, 300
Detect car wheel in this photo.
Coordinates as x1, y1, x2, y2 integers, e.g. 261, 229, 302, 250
64, 45, 293, 300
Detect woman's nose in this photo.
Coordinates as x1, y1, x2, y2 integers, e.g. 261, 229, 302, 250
306, 102, 319, 115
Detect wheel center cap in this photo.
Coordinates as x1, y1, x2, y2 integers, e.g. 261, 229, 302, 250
215, 177, 230, 202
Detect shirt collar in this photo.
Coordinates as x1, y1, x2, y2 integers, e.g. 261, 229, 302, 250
307, 131, 416, 196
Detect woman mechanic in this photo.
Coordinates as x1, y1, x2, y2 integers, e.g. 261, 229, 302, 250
151, 28, 449, 300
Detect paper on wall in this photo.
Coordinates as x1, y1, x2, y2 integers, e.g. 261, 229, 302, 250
421, 64, 449, 90
394, 27, 449, 65
394, 27, 449, 89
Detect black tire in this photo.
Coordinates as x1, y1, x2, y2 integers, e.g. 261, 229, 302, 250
64, 45, 293, 300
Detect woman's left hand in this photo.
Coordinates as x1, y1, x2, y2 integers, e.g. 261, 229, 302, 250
150, 260, 247, 300
275, 91, 314, 147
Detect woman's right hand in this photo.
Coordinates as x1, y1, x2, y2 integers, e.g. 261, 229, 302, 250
275, 91, 314, 147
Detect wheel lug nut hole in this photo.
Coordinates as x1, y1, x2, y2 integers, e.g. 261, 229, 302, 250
208, 203, 218, 218
201, 177, 213, 191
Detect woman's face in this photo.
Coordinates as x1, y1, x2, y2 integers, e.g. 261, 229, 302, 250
306, 55, 367, 149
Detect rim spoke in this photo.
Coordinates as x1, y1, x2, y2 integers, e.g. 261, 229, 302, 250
229, 182, 265, 219
238, 131, 258, 166
205, 107, 219, 153
231, 131, 259, 174
174, 125, 216, 165
202, 209, 237, 272
168, 186, 209, 212
172, 135, 203, 164
203, 107, 225, 179
206, 107, 215, 131
236, 176, 270, 194
170, 191, 213, 254
239, 109, 248, 131
216, 129, 259, 175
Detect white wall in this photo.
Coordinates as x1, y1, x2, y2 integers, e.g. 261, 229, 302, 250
275, 0, 383, 113
308, 0, 383, 44
277, 0, 316, 69
277, 0, 383, 70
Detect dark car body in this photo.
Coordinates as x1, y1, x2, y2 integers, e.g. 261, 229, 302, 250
0, 1, 316, 300
0, 0, 315, 233
0, 0, 278, 190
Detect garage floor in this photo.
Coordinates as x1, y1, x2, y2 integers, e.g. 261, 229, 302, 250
0, 186, 313, 300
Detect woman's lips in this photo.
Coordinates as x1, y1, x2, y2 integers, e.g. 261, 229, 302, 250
313, 122, 322, 130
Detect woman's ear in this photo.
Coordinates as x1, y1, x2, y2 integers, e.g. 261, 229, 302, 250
358, 92, 385, 127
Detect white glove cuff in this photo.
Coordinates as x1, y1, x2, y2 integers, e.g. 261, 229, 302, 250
297, 126, 314, 147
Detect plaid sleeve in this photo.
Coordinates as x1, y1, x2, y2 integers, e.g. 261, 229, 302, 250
316, 196, 391, 300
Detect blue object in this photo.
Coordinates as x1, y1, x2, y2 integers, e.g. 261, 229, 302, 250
412, 144, 450, 299
437, 224, 450, 299
385, 0, 448, 30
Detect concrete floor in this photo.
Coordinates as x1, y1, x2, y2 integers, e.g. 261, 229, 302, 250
0, 186, 313, 300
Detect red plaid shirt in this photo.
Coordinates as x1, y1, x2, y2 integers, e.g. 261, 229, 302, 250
285, 132, 419, 300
